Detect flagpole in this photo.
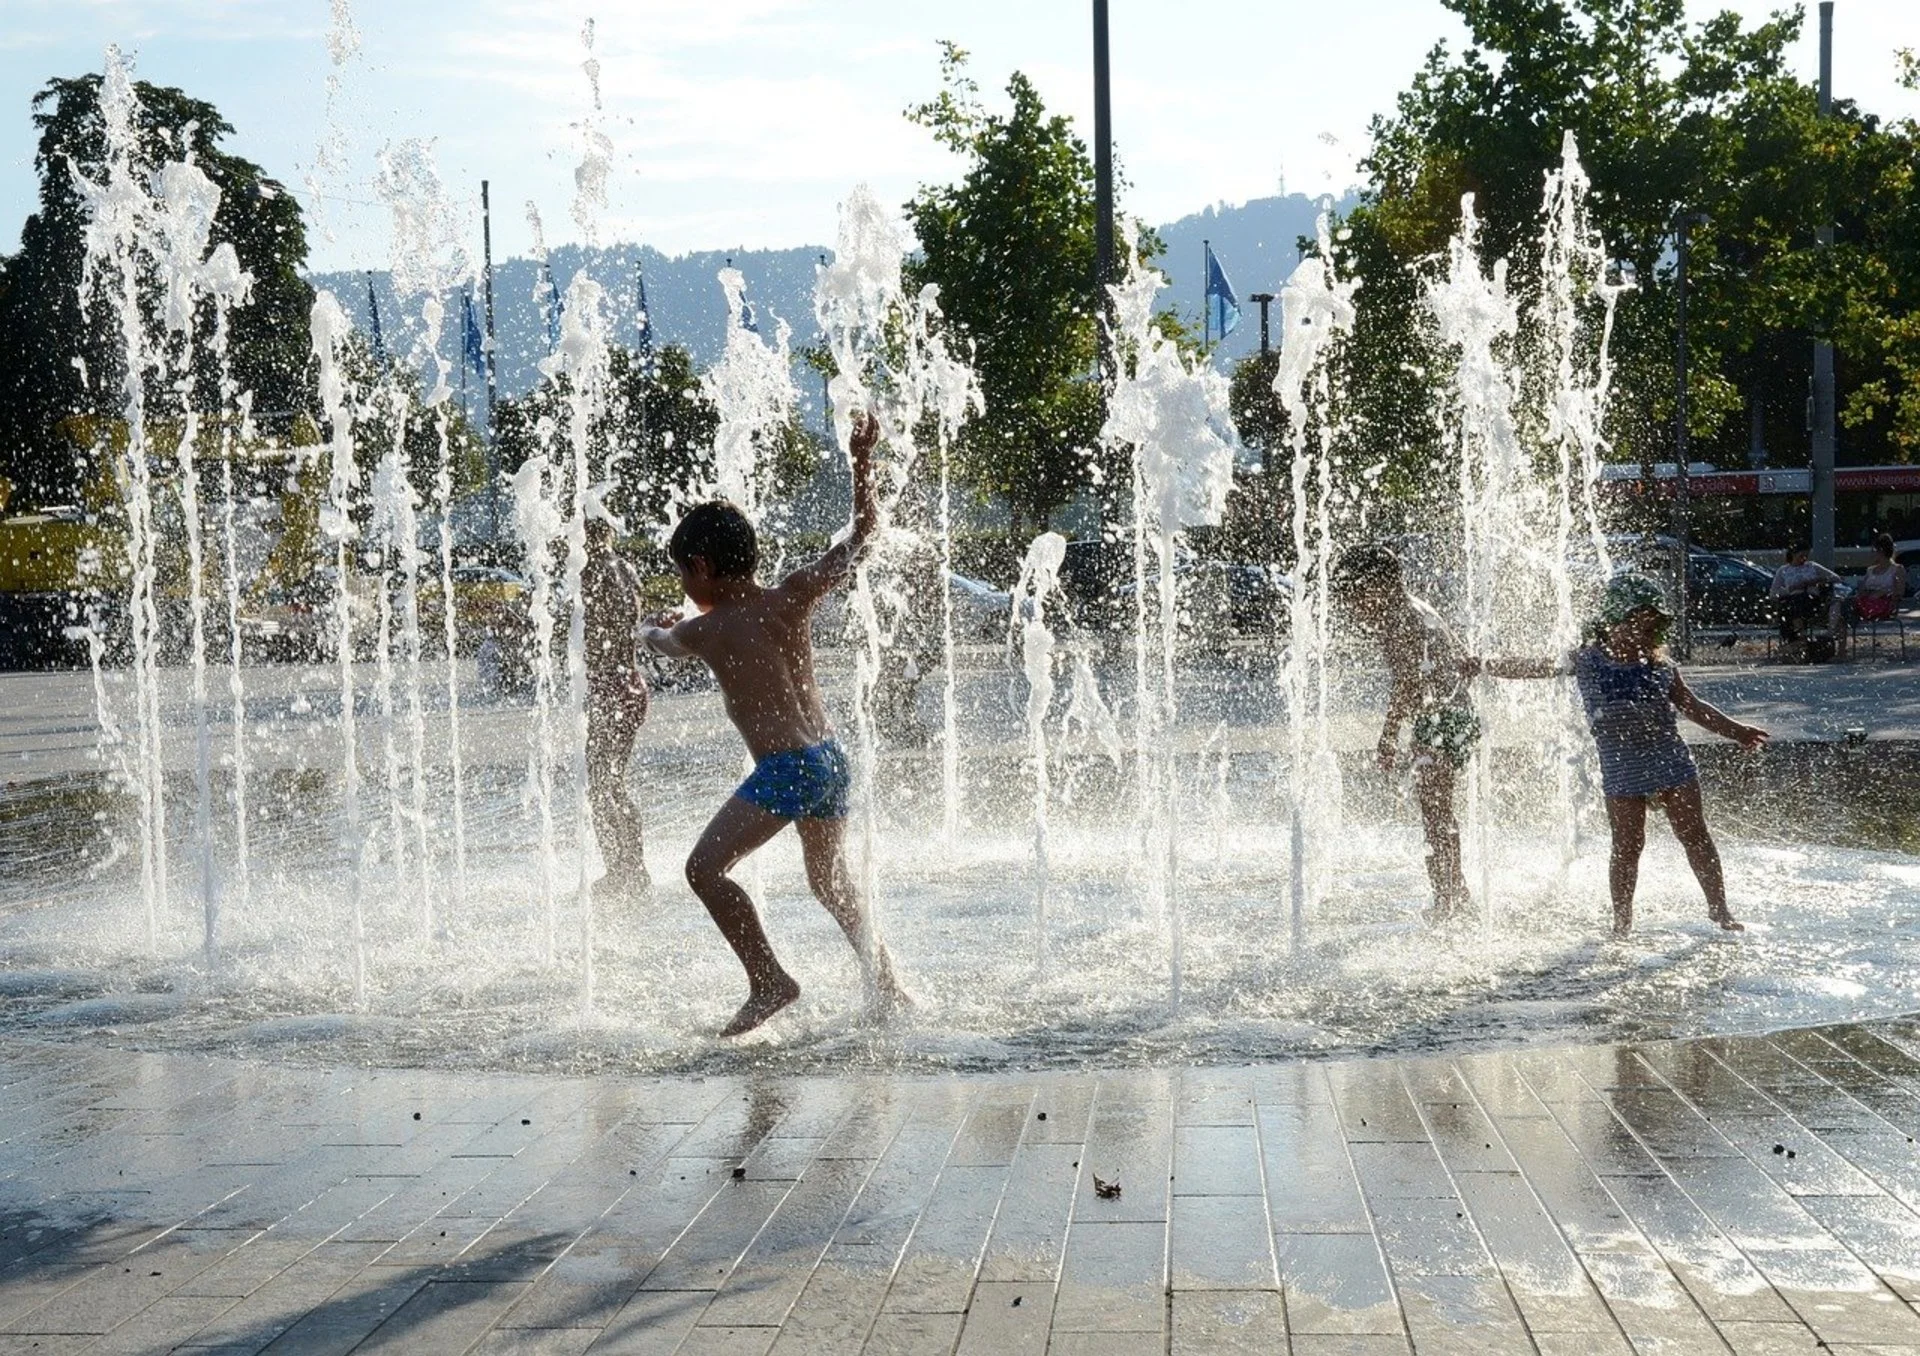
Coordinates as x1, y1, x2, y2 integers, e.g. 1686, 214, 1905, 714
482, 179, 500, 542
635, 256, 649, 520
1202, 240, 1209, 348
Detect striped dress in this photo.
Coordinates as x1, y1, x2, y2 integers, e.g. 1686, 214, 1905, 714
1572, 646, 1698, 798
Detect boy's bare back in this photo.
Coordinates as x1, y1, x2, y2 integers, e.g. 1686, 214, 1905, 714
671, 580, 837, 759
643, 412, 880, 759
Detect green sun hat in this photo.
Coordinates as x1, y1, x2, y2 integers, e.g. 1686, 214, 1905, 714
1596, 573, 1674, 628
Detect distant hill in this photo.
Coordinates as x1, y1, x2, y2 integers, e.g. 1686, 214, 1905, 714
306, 189, 1366, 405
1150, 191, 1364, 365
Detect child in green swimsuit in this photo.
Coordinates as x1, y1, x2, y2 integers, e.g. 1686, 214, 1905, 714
642, 412, 908, 1036
1332, 546, 1480, 920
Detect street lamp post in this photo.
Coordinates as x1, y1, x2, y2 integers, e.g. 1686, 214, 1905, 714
1249, 292, 1275, 355
1092, 0, 1116, 382
1673, 211, 1708, 662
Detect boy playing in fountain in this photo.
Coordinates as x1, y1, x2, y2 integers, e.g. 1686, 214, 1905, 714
640, 411, 908, 1037
1466, 574, 1766, 936
1331, 545, 1480, 921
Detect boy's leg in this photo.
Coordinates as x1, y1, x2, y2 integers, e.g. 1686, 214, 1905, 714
1660, 781, 1741, 930
795, 816, 908, 1012
587, 686, 648, 892
686, 796, 797, 1035
1412, 762, 1468, 918
1605, 795, 1648, 935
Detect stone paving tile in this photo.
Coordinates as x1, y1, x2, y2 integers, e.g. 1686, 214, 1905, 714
953, 1280, 1050, 1355
25, 1021, 1920, 1349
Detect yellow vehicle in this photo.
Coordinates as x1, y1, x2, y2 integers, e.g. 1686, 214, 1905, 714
416, 565, 532, 655
0, 508, 123, 669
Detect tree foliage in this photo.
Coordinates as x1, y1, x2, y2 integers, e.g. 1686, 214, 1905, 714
0, 73, 315, 507
494, 341, 804, 543
1341, 0, 1920, 492
903, 44, 1107, 534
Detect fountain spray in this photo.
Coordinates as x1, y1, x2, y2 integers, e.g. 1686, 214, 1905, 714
151, 148, 251, 964
1011, 531, 1068, 972
75, 50, 168, 950
1102, 228, 1237, 1006
813, 184, 980, 1001
1271, 211, 1359, 948
376, 137, 474, 936
311, 292, 369, 1005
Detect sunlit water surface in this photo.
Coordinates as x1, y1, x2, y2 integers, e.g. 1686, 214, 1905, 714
4, 752, 1917, 1078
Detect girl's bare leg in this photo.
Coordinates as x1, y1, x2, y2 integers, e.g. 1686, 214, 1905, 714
685, 796, 796, 1035
1413, 762, 1468, 919
1605, 795, 1648, 935
1661, 780, 1742, 930
796, 816, 909, 1015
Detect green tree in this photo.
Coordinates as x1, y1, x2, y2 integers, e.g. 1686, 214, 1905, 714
0, 73, 314, 507
1341, 0, 1920, 498
903, 44, 1107, 536
494, 342, 725, 539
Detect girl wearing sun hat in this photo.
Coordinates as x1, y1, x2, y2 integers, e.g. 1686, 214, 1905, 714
1469, 573, 1768, 936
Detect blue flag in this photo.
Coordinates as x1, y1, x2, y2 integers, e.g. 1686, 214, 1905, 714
365, 273, 386, 361
635, 264, 656, 376
544, 263, 563, 352
462, 290, 485, 378
739, 293, 759, 335
1205, 244, 1240, 340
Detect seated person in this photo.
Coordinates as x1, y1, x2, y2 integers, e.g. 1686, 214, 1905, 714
1854, 532, 1909, 623
1769, 543, 1846, 659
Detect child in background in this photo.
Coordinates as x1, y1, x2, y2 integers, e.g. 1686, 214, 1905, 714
641, 412, 908, 1036
1331, 545, 1480, 921
1471, 575, 1767, 935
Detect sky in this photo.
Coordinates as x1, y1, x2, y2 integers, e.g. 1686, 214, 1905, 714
1, 0, 1915, 273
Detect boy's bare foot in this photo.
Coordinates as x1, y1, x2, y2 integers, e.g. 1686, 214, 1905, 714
720, 976, 801, 1038
1611, 917, 1632, 939
869, 974, 915, 1023
1708, 907, 1745, 932
600, 868, 653, 903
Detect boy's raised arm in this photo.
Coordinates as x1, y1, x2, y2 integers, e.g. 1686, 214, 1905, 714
783, 409, 880, 603
1467, 655, 1566, 680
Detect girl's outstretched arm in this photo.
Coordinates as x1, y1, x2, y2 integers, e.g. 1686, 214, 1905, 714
1671, 670, 1768, 749
1463, 655, 1567, 680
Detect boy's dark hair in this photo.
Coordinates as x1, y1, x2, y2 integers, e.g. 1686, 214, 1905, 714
1330, 544, 1405, 596
669, 500, 758, 578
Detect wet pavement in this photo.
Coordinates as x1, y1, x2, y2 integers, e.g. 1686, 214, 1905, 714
11, 1020, 1920, 1352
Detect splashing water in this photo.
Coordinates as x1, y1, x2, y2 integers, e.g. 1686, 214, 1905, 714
1011, 531, 1068, 972
700, 267, 795, 522
813, 183, 982, 1000
1103, 226, 1237, 1004
310, 290, 369, 1005
1272, 209, 1359, 944
29, 48, 1916, 1088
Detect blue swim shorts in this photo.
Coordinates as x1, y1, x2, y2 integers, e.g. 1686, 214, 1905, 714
736, 739, 851, 820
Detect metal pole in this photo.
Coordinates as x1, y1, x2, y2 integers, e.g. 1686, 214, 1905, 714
1251, 292, 1274, 355
1092, 0, 1114, 295
1202, 239, 1210, 348
482, 180, 500, 541
1674, 214, 1700, 661
818, 253, 831, 437
635, 257, 649, 520
1810, 0, 1837, 566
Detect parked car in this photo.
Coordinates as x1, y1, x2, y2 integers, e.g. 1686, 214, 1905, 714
945, 571, 1017, 639
1686, 552, 1778, 626
1576, 535, 1785, 628
418, 565, 532, 653
1113, 560, 1291, 643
